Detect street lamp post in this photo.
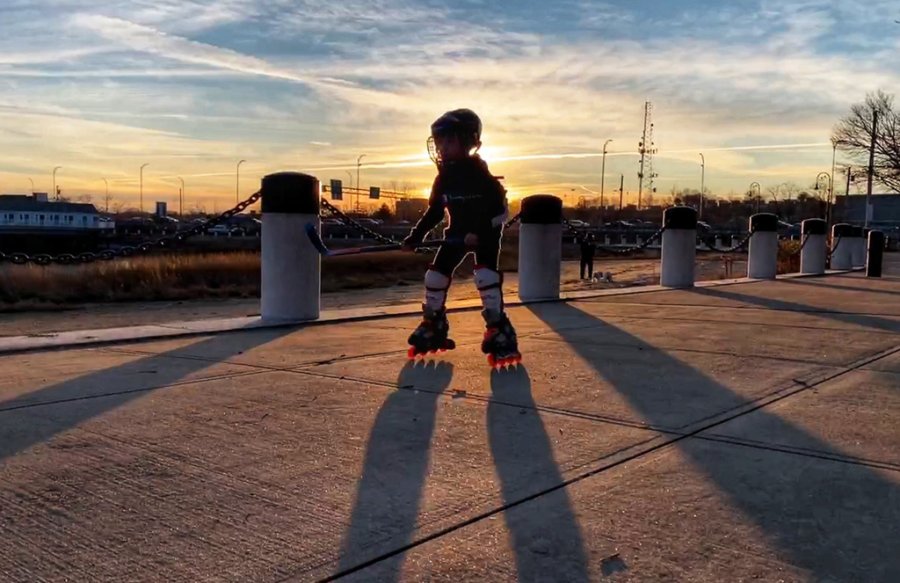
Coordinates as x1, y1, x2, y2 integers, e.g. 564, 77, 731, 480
27, 177, 34, 194
600, 140, 612, 212
236, 159, 246, 205
829, 139, 843, 228
600, 139, 613, 215
140, 163, 149, 214
52, 166, 62, 200
698, 153, 705, 220
101, 178, 109, 212
356, 154, 367, 211
345, 170, 354, 191
750, 181, 761, 214
815, 172, 832, 220
177, 177, 185, 216
619, 174, 624, 210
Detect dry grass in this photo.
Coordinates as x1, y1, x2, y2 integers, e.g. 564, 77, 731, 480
0, 253, 261, 306
0, 242, 672, 309
777, 240, 802, 274
0, 248, 524, 308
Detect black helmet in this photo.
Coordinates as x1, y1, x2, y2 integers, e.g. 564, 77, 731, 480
430, 108, 482, 144
428, 108, 482, 165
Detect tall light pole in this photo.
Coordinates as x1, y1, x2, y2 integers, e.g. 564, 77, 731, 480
177, 176, 185, 217
865, 109, 877, 228
101, 178, 109, 212
236, 159, 246, 205
600, 139, 613, 214
356, 154, 367, 211
27, 177, 34, 194
139, 162, 149, 214
698, 153, 705, 220
619, 174, 624, 211
829, 139, 843, 228
750, 181, 761, 214
345, 170, 353, 190
815, 172, 832, 220
52, 166, 62, 200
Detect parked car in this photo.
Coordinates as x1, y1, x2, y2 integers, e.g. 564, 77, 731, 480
567, 219, 590, 228
605, 220, 635, 229
206, 224, 243, 236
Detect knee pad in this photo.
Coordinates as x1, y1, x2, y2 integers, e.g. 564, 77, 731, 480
424, 268, 451, 310
473, 266, 503, 312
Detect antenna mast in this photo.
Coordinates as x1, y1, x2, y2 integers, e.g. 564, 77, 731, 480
637, 101, 658, 209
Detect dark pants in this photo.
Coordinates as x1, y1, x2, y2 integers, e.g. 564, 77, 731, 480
432, 237, 501, 276
580, 258, 594, 279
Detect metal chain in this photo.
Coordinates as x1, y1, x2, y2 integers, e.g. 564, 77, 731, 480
827, 235, 843, 259
562, 216, 667, 256
503, 212, 521, 229
0, 190, 262, 266
700, 229, 754, 254
785, 234, 811, 257
320, 199, 520, 245
597, 225, 666, 255
319, 198, 398, 245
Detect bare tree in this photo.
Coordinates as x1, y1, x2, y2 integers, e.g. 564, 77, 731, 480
832, 90, 900, 193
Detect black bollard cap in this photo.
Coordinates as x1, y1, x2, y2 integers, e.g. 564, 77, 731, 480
832, 223, 853, 237
663, 206, 697, 230
801, 218, 827, 235
261, 172, 320, 214
520, 195, 563, 224
749, 213, 778, 232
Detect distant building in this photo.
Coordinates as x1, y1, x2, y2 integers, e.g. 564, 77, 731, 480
834, 193, 900, 228
0, 194, 113, 235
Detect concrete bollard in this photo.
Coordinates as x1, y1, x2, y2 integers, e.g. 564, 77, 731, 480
261, 172, 321, 321
518, 195, 563, 301
660, 206, 697, 287
747, 213, 778, 279
799, 218, 827, 275
866, 230, 885, 278
851, 227, 867, 268
830, 223, 853, 270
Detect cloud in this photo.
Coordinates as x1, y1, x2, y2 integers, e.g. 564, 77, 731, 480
70, 14, 318, 84
1, 0, 898, 204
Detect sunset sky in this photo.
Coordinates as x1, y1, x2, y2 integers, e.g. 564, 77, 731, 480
1, 0, 899, 211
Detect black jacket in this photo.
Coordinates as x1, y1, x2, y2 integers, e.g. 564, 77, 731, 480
407, 156, 508, 243
580, 239, 596, 259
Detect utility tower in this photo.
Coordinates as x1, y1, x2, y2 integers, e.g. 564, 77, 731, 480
637, 101, 658, 209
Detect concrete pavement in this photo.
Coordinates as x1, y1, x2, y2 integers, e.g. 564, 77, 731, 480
1, 259, 898, 581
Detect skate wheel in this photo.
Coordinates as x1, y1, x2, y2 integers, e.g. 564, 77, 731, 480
487, 354, 496, 367
407, 346, 417, 359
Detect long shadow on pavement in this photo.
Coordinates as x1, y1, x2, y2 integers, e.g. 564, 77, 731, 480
336, 361, 451, 580
779, 277, 900, 298
528, 301, 900, 581
0, 327, 294, 462
488, 365, 589, 582
335, 363, 590, 582
690, 286, 900, 333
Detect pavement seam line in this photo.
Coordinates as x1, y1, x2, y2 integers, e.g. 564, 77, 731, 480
693, 434, 900, 472
0, 368, 269, 414
318, 341, 900, 582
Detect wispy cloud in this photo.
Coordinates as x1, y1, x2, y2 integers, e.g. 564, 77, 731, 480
1, 0, 898, 204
